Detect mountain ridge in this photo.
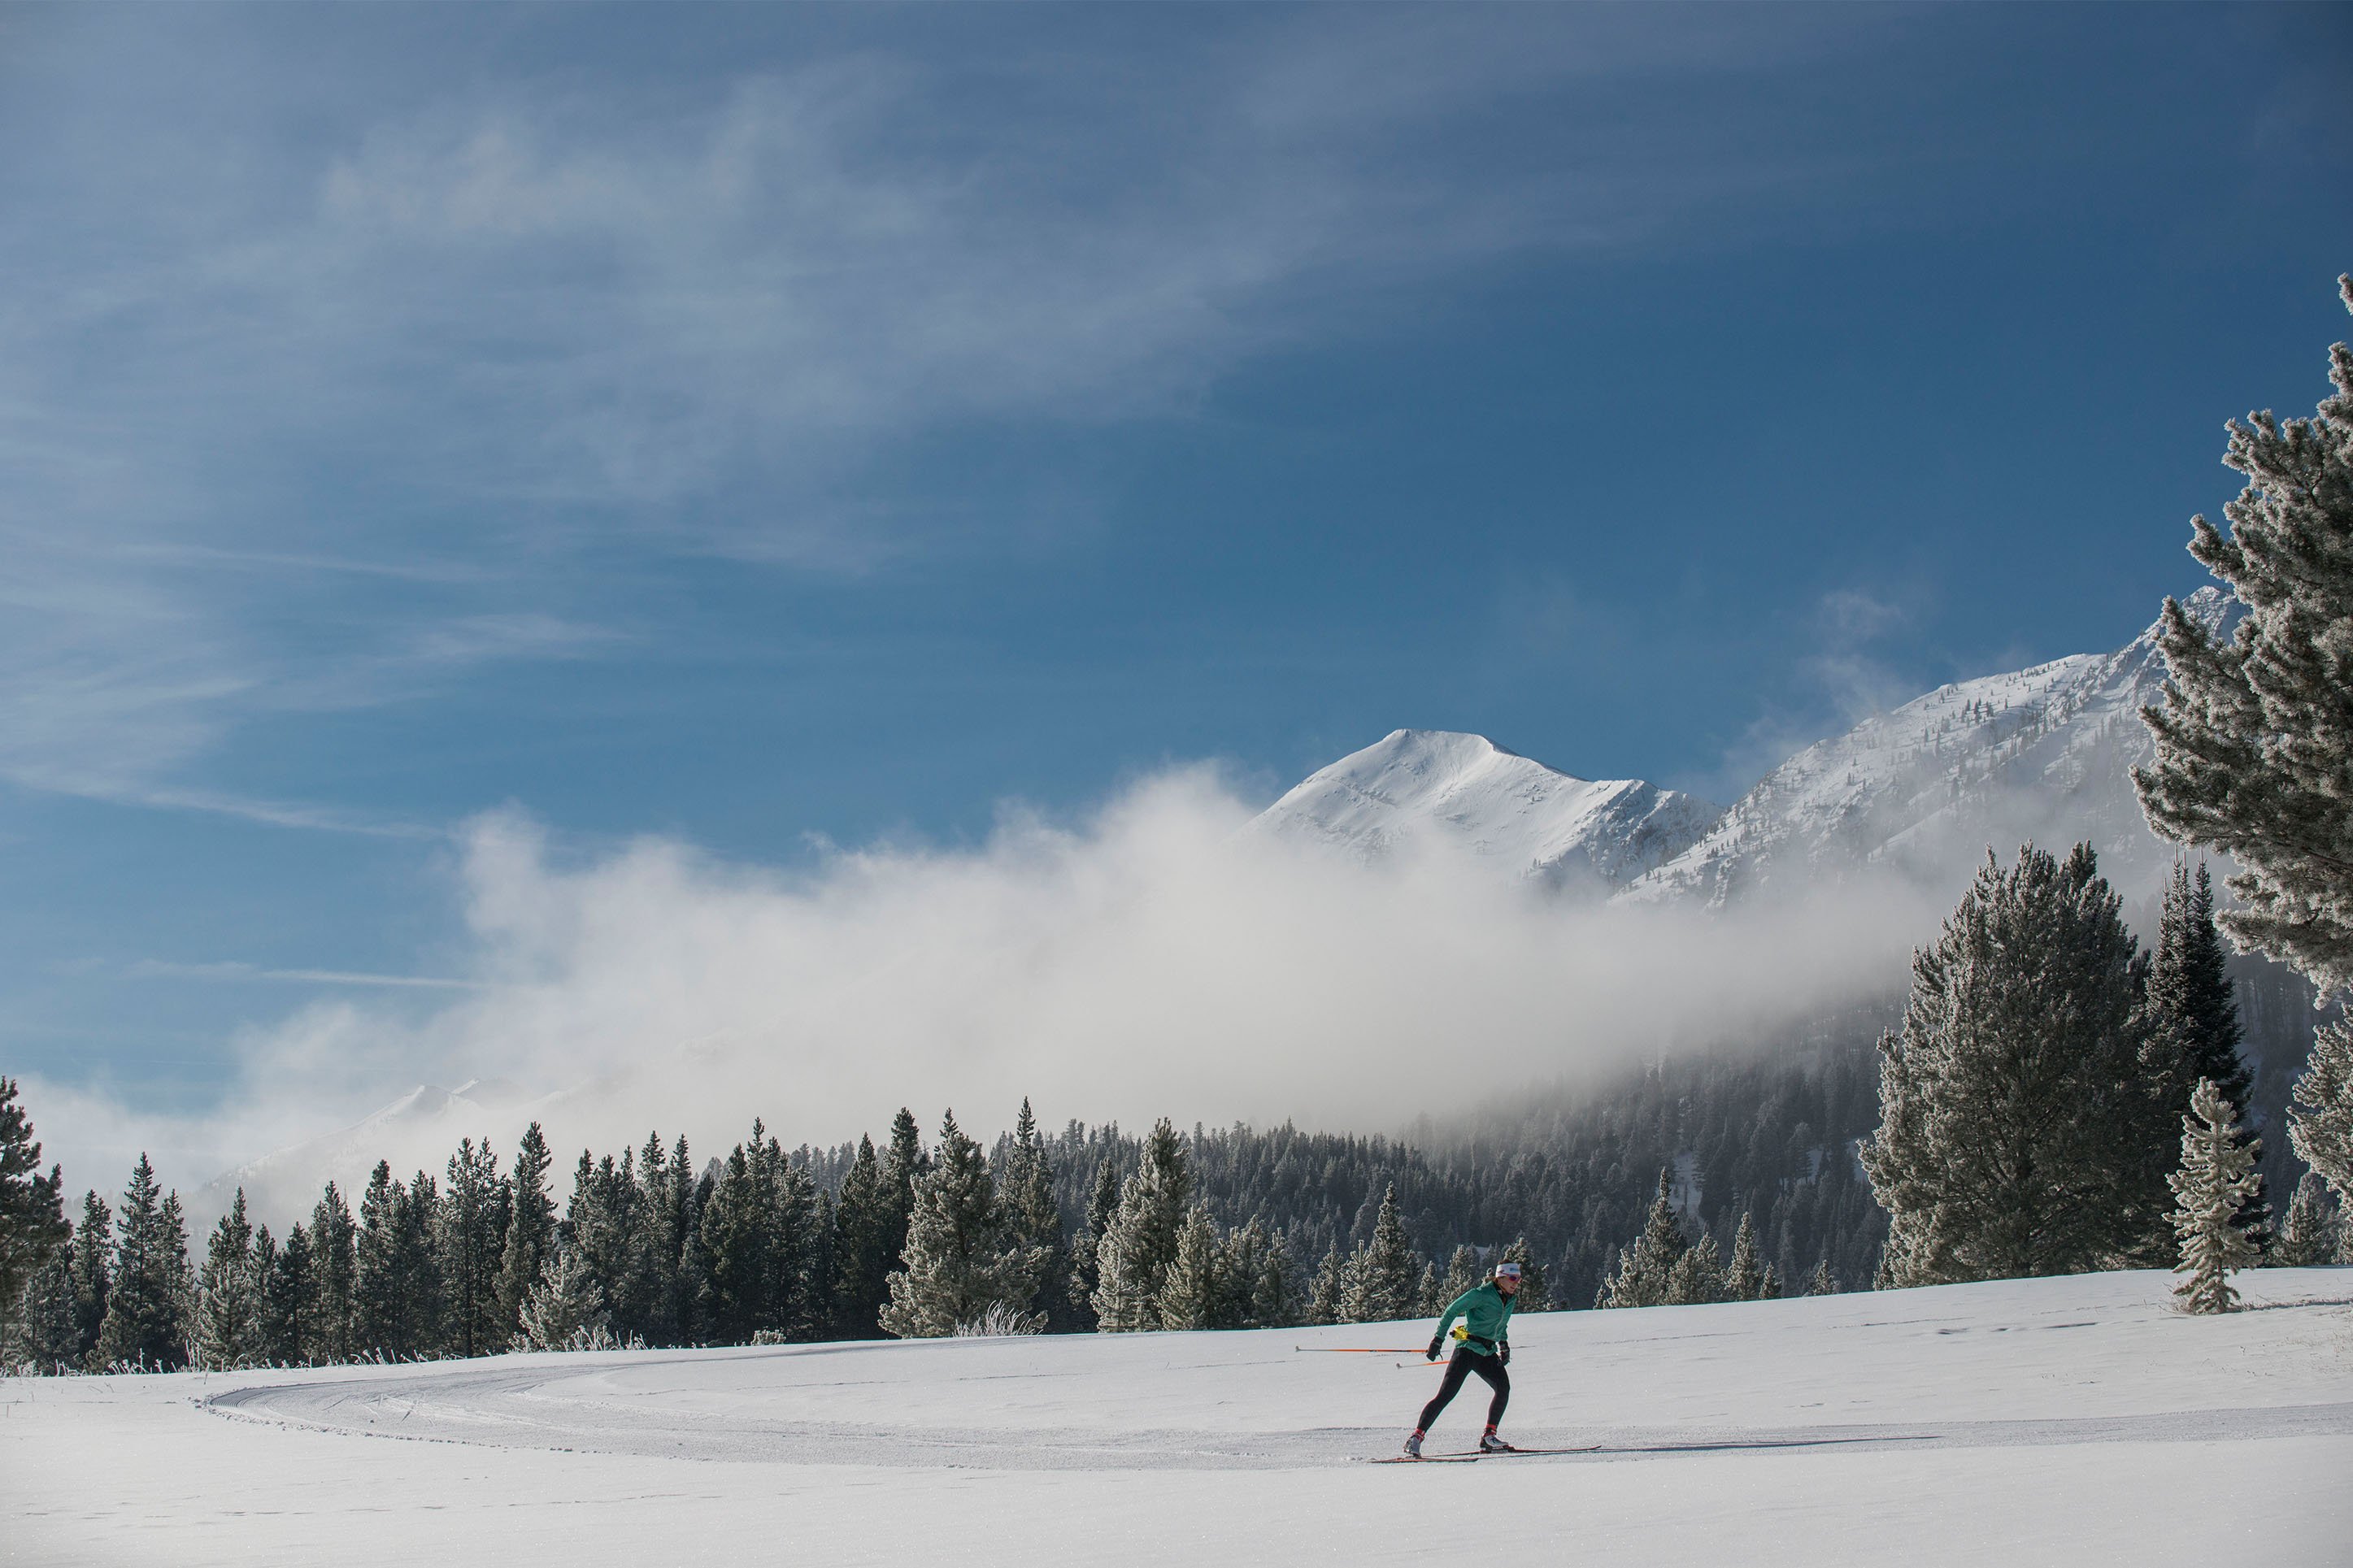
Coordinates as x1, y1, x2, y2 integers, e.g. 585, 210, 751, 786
1248, 728, 1722, 898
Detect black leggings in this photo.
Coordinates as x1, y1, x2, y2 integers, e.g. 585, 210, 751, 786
1416, 1348, 1509, 1432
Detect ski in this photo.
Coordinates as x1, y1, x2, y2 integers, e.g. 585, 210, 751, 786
1438, 1444, 1600, 1457
1364, 1453, 1481, 1463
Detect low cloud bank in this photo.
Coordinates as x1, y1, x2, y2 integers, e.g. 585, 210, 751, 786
32, 767, 1942, 1227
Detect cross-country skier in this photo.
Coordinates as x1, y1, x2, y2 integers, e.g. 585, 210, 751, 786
1402, 1260, 1520, 1457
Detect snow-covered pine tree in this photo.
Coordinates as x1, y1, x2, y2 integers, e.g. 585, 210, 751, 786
2148, 864, 2254, 1109
1863, 844, 2162, 1285
1091, 1119, 1190, 1332
1065, 1157, 1120, 1331
192, 1189, 262, 1370
697, 1121, 818, 1342
67, 1190, 109, 1368
257, 1223, 311, 1364
564, 1149, 642, 1337
1000, 1099, 1069, 1327
354, 1161, 395, 1354
2289, 1019, 2353, 1219
498, 1122, 557, 1334
2169, 1078, 2264, 1314
1601, 1169, 1689, 1309
880, 1110, 1046, 1338
759, 1135, 820, 1338
1498, 1237, 1548, 1311
1666, 1231, 1725, 1305
2272, 1171, 2341, 1266
1155, 1207, 1224, 1331
881, 1106, 929, 1279
1219, 1217, 1294, 1329
2136, 277, 2353, 993
622, 1139, 676, 1339
2142, 862, 2261, 1252
96, 1155, 193, 1370
1337, 1184, 1422, 1324
1304, 1243, 1344, 1326
637, 1132, 699, 1346
516, 1245, 610, 1350
399, 1170, 449, 1354
1725, 1211, 1765, 1302
350, 1166, 445, 1358
1806, 1258, 1840, 1297
829, 1135, 895, 1338
307, 1183, 358, 1362
437, 1137, 511, 1357
438, 1140, 508, 1354
1757, 1262, 1784, 1300
16, 1241, 80, 1373
1435, 1244, 1484, 1311
610, 1135, 673, 1340
0, 1077, 67, 1355
249, 1222, 281, 1363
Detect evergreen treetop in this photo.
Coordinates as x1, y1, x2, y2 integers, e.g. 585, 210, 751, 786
1091, 1118, 1190, 1332
96, 1153, 193, 1371
308, 1183, 359, 1363
499, 1122, 557, 1331
1602, 1169, 1689, 1309
2135, 276, 2353, 992
0, 1077, 68, 1350
437, 1136, 511, 1357
828, 1134, 894, 1338
2288, 1019, 2353, 1214
879, 1110, 1044, 1338
1337, 1184, 1422, 1324
193, 1188, 262, 1370
1864, 844, 2167, 1284
2144, 861, 2263, 1244
1154, 1207, 1224, 1331
2273, 1171, 2340, 1267
2146, 863, 2251, 1109
67, 1190, 110, 1369
1725, 1211, 1765, 1303
2170, 1079, 2263, 1314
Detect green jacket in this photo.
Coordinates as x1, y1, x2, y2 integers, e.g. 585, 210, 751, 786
1434, 1281, 1516, 1356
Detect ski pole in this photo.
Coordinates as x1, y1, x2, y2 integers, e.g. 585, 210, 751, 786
1291, 1346, 1429, 1353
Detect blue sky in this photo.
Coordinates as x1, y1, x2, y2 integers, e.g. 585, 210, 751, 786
4, 4, 2351, 1131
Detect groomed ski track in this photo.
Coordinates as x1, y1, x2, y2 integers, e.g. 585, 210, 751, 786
8, 1269, 2351, 1566
198, 1357, 2353, 1472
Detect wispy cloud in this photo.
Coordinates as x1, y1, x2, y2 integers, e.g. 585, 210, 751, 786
128, 960, 494, 991
34, 767, 1941, 1223
0, 7, 1922, 823
1697, 584, 1929, 801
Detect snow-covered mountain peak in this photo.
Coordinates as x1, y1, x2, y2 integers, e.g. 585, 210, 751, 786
198, 1079, 516, 1228
1250, 728, 1722, 897
1619, 589, 2242, 907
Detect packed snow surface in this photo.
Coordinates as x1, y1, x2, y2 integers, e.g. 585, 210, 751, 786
9, 1267, 2348, 1566
1251, 728, 1720, 896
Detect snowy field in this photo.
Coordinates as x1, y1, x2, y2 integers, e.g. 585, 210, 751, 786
7, 1268, 2349, 1567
